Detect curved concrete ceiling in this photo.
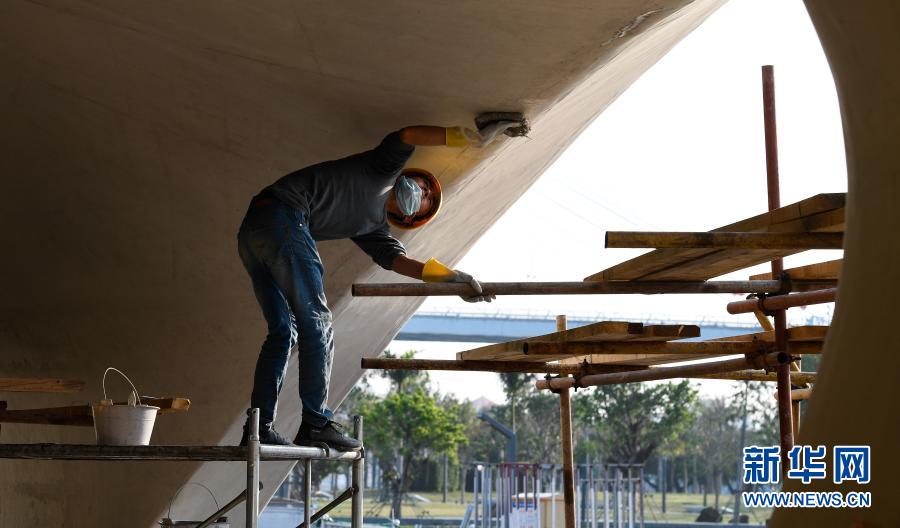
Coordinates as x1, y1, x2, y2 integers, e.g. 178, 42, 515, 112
1, 0, 738, 525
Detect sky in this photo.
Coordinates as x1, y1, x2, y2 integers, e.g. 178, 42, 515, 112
376, 0, 846, 403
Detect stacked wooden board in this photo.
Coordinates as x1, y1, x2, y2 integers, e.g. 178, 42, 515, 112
454, 320, 825, 368
749, 259, 842, 282
586, 193, 845, 281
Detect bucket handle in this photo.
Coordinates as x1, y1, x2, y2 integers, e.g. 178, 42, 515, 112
101, 367, 143, 407
166, 482, 222, 521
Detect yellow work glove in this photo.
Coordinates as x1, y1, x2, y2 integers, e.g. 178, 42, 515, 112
422, 258, 495, 303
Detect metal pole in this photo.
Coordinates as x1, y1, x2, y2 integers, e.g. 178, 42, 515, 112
726, 288, 837, 314
352, 280, 792, 297
733, 382, 749, 523
488, 465, 495, 528
638, 467, 644, 528
461, 465, 466, 505
604, 231, 842, 249
474, 465, 480, 528
615, 469, 622, 528
590, 465, 597, 528
481, 465, 488, 528
246, 408, 261, 528
503, 465, 509, 528
603, 466, 609, 528
443, 453, 449, 503
197, 483, 263, 528
575, 465, 581, 528
762, 64, 795, 472
556, 315, 576, 528
659, 458, 666, 514
551, 465, 558, 528
559, 391, 576, 528
303, 458, 312, 528
627, 467, 633, 528
352, 416, 364, 528
792, 357, 803, 439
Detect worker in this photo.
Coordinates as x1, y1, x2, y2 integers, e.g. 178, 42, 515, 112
238, 121, 522, 448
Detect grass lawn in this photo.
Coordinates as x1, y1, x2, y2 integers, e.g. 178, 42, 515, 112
321, 490, 773, 525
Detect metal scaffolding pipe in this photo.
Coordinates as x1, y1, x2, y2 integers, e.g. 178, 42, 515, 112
351, 280, 793, 297
726, 288, 837, 314
604, 231, 843, 250
246, 408, 261, 528
556, 316, 577, 528
536, 352, 790, 391
763, 64, 796, 471
696, 369, 816, 384
361, 357, 646, 375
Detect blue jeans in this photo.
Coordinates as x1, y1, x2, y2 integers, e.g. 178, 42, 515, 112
238, 197, 334, 428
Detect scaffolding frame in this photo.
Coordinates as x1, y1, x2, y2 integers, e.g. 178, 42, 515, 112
352, 65, 837, 528
0, 408, 365, 528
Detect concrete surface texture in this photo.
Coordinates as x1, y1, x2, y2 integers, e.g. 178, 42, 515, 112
0, 0, 726, 525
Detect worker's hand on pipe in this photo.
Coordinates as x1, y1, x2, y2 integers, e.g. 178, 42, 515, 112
445, 122, 519, 148
421, 258, 495, 303
449, 270, 496, 303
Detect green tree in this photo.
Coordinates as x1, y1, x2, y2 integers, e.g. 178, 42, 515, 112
516, 391, 561, 462
364, 388, 467, 518
575, 381, 697, 463
499, 372, 535, 433
692, 396, 739, 509
380, 350, 429, 393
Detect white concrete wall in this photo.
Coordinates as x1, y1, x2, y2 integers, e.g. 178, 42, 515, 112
773, 1, 900, 526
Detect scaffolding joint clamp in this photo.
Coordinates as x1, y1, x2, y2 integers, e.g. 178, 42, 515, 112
544, 373, 575, 394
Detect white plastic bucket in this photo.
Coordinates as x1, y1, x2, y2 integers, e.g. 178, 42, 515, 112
92, 367, 159, 446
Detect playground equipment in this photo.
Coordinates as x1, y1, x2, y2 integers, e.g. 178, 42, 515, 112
468, 463, 643, 528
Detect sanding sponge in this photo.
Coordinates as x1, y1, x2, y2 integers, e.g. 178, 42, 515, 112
475, 112, 530, 137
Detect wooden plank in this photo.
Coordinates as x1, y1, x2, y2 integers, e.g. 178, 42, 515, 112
708, 326, 828, 343
750, 259, 843, 281
456, 323, 699, 362
622, 324, 701, 341
522, 341, 771, 363
640, 248, 799, 280
767, 208, 844, 234
0, 378, 85, 393
559, 326, 827, 367
0, 407, 93, 427
586, 193, 845, 281
605, 232, 843, 250
0, 397, 191, 427
524, 340, 767, 356
538, 352, 790, 390
455, 321, 643, 361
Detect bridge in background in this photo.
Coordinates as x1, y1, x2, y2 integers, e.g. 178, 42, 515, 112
395, 311, 764, 343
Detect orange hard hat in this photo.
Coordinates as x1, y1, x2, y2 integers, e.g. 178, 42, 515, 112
387, 168, 442, 230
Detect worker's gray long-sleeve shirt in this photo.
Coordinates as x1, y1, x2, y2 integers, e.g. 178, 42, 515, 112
264, 132, 414, 270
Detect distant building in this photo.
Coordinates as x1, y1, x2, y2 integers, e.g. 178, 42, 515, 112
471, 397, 497, 412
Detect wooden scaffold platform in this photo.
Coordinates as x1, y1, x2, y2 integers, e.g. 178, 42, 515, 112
352, 66, 839, 528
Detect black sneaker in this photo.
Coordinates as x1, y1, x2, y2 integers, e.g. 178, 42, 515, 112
293, 420, 362, 451
239, 423, 295, 446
